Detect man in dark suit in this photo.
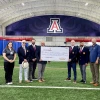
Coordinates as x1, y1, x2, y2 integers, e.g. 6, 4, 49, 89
28, 39, 37, 82
17, 40, 30, 83
78, 42, 89, 84
65, 40, 78, 83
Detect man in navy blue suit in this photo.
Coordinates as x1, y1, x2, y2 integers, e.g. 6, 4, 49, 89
28, 39, 37, 82
17, 40, 30, 83
65, 40, 78, 83
78, 42, 89, 84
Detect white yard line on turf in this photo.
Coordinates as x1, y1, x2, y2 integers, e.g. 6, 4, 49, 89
0, 85, 100, 90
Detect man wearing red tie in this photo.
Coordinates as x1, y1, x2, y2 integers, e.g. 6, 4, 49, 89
78, 42, 89, 84
65, 40, 78, 83
28, 39, 37, 82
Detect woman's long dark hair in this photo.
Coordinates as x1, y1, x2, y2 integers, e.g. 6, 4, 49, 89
6, 41, 13, 49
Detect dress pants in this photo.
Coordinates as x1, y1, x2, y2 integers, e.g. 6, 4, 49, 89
90, 63, 99, 84
32, 61, 37, 79
67, 62, 77, 81
37, 63, 46, 80
19, 64, 29, 81
28, 61, 37, 80
4, 62, 14, 83
79, 64, 86, 81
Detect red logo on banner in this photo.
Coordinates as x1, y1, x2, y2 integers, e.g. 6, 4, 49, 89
47, 18, 63, 33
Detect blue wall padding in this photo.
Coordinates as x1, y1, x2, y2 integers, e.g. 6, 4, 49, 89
0, 40, 28, 55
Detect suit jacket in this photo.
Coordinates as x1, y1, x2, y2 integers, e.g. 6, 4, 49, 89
35, 46, 47, 64
17, 46, 28, 64
78, 46, 89, 65
28, 45, 37, 62
69, 46, 78, 63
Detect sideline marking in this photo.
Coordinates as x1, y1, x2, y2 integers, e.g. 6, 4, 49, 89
0, 85, 100, 90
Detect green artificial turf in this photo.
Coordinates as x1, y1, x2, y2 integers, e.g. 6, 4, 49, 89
0, 56, 100, 100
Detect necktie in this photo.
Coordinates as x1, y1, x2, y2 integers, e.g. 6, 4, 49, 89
33, 46, 36, 51
70, 47, 72, 52
23, 47, 26, 55
80, 47, 82, 53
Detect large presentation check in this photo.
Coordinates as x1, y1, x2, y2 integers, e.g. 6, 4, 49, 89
41, 47, 69, 61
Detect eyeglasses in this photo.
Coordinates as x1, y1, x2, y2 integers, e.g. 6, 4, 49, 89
23, 42, 26, 44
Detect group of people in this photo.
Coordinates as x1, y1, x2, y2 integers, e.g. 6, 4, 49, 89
2, 38, 100, 86
65, 38, 100, 86
3, 39, 47, 85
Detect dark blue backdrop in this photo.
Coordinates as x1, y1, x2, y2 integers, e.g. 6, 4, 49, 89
6, 15, 100, 36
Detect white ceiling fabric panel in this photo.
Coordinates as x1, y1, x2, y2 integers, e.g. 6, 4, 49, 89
0, 0, 99, 27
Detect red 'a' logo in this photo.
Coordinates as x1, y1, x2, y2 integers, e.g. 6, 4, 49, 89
47, 18, 63, 33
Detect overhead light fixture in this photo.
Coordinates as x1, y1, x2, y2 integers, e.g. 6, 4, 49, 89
22, 3, 25, 6
85, 2, 88, 6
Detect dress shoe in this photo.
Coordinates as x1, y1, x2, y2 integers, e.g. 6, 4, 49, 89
29, 80, 33, 82
93, 83, 99, 86
80, 80, 84, 82
73, 80, 76, 84
25, 80, 30, 83
64, 78, 71, 81
42, 79, 45, 82
38, 79, 43, 83
90, 82, 95, 84
83, 81, 86, 84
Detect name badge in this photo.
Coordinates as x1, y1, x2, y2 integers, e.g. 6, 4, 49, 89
83, 52, 85, 54
10, 51, 14, 55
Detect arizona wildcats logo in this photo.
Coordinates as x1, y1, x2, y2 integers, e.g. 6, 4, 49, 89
47, 18, 63, 33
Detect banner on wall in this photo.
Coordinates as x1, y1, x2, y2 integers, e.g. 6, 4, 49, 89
6, 15, 100, 36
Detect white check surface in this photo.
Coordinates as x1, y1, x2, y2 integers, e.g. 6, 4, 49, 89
41, 47, 69, 61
